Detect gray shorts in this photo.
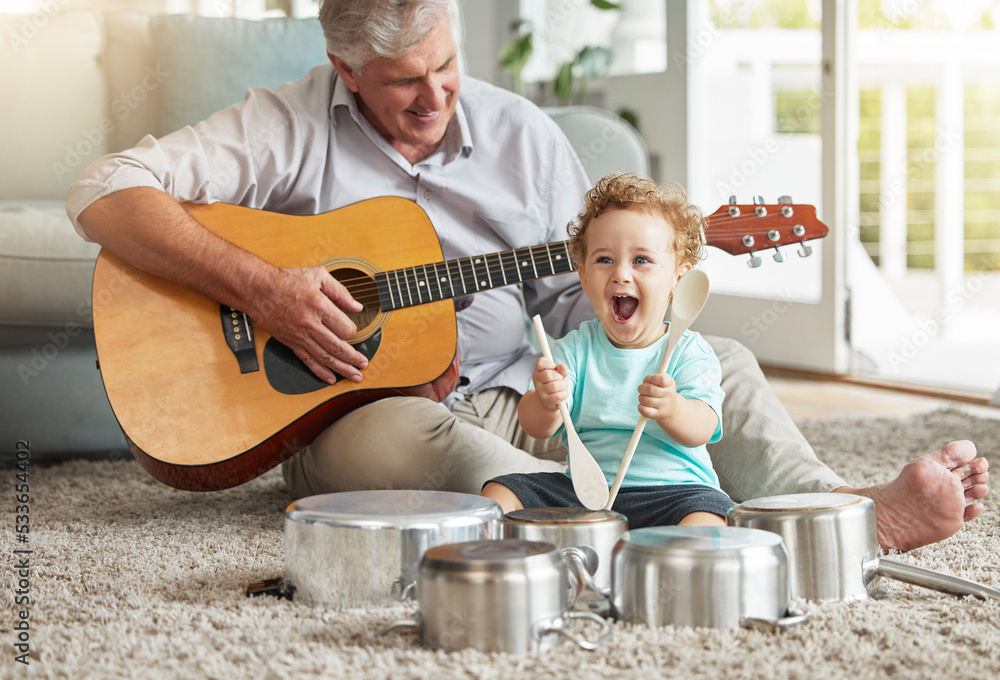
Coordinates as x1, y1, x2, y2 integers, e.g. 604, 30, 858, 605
487, 472, 733, 529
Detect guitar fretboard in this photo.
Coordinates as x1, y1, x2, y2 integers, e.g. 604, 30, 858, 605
375, 240, 576, 311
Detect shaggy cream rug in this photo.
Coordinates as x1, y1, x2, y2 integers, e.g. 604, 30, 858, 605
3, 408, 999, 679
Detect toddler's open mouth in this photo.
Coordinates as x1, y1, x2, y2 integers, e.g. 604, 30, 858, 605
612, 294, 638, 323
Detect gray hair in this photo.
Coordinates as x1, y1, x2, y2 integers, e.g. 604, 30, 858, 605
320, 0, 461, 72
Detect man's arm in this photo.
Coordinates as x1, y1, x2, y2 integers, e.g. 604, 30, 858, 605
79, 186, 368, 383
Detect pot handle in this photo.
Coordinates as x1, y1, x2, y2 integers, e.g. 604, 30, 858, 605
391, 576, 417, 602
378, 617, 420, 637
562, 546, 610, 600
536, 611, 613, 651
741, 607, 811, 632
878, 558, 1000, 600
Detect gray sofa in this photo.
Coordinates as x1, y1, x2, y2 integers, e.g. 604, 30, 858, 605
0, 7, 647, 461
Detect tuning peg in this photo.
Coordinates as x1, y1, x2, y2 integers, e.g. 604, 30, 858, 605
773, 248, 786, 263
729, 195, 738, 205
798, 243, 813, 258
752, 195, 765, 205
778, 195, 792, 204
747, 254, 762, 268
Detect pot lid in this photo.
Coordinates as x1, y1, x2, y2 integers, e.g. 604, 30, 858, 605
734, 493, 865, 512
505, 506, 626, 525
285, 490, 502, 529
422, 539, 561, 572
620, 526, 783, 554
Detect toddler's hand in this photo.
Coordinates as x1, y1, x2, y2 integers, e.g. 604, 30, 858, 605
533, 357, 569, 412
637, 373, 678, 421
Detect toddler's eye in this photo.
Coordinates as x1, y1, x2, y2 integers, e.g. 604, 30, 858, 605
596, 256, 613, 264
633, 256, 650, 264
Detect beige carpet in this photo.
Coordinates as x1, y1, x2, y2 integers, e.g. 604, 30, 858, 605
3, 408, 1000, 679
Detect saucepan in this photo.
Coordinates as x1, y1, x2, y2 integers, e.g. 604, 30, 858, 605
380, 539, 613, 654
264, 490, 502, 609
728, 493, 1000, 603
610, 526, 809, 630
502, 506, 628, 597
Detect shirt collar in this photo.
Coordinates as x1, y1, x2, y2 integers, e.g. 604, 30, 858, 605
330, 73, 473, 166
330, 73, 359, 126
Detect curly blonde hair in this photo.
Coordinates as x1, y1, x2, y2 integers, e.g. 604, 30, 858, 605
567, 173, 705, 267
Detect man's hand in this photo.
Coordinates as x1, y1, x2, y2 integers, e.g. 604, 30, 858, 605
77, 188, 370, 385
248, 265, 369, 384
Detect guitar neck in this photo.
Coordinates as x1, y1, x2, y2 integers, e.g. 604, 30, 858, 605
376, 240, 576, 311
373, 199, 829, 311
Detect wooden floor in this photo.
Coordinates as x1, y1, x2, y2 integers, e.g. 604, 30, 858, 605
764, 370, 1000, 422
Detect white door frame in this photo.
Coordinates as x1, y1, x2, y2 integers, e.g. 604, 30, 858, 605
688, 0, 854, 374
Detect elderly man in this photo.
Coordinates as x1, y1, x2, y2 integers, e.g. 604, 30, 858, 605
68, 0, 986, 552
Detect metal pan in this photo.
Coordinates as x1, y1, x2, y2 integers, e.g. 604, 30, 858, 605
502, 506, 627, 597
279, 490, 502, 609
611, 525, 809, 630
380, 539, 612, 654
728, 493, 1000, 603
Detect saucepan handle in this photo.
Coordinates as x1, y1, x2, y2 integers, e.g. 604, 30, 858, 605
741, 607, 811, 631
878, 558, 1000, 600
391, 576, 417, 602
378, 617, 420, 637
535, 611, 613, 651
562, 546, 609, 601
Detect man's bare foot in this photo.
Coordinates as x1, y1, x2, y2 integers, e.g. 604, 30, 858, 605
836, 440, 989, 552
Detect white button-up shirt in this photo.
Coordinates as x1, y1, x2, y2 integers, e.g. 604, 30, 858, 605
67, 65, 595, 401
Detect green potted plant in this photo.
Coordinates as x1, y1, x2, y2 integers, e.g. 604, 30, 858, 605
499, 0, 620, 104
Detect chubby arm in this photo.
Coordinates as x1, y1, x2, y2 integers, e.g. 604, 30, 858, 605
78, 187, 369, 383
517, 357, 569, 439
638, 373, 719, 448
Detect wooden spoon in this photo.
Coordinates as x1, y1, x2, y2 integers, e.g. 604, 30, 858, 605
531, 315, 610, 510
604, 269, 711, 509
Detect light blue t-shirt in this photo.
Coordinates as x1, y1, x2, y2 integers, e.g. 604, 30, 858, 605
535, 318, 725, 489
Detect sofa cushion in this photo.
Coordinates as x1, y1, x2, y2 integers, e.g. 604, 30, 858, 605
103, 9, 162, 152
0, 201, 101, 327
0, 8, 108, 201
150, 14, 326, 134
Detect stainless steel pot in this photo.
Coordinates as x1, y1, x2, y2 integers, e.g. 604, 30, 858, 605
282, 490, 502, 609
611, 526, 808, 630
381, 539, 613, 654
502, 506, 628, 596
728, 493, 1000, 603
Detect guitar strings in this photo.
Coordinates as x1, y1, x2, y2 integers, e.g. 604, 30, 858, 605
330, 214, 815, 310
330, 241, 575, 310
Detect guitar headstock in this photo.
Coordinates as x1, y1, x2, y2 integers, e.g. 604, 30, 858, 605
704, 195, 829, 268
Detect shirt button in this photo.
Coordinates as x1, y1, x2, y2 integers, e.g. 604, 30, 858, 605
423, 190, 432, 199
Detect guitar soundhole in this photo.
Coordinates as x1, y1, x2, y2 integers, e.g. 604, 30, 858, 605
331, 268, 380, 337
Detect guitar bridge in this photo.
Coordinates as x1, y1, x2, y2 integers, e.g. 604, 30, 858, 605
220, 305, 259, 374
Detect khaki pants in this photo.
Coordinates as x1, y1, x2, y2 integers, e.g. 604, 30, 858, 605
282, 336, 847, 501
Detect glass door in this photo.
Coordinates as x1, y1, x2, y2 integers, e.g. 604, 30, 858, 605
849, 1, 1000, 395
685, 0, 851, 374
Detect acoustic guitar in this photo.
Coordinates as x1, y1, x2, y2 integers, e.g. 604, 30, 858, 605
92, 196, 828, 491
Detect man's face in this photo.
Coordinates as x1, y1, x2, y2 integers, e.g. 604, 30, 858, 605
331, 20, 460, 164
